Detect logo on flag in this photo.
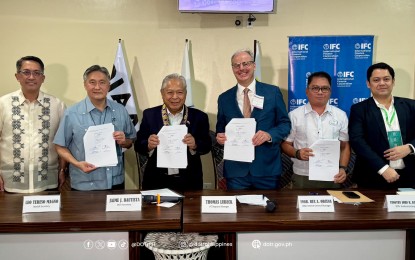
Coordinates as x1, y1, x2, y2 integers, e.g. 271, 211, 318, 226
109, 41, 139, 131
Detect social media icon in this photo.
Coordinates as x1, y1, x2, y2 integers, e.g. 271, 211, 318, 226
83, 240, 94, 249
95, 240, 105, 250
118, 239, 128, 250
107, 240, 117, 250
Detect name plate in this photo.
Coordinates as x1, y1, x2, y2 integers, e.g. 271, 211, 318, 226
201, 196, 237, 213
22, 195, 61, 213
385, 195, 415, 212
297, 195, 335, 212
106, 194, 142, 212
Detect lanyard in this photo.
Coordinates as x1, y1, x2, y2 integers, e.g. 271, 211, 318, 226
381, 106, 396, 128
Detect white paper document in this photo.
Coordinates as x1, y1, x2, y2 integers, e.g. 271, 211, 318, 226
84, 123, 118, 167
309, 139, 340, 181
236, 195, 268, 206
140, 188, 184, 198
224, 118, 256, 162
156, 125, 188, 168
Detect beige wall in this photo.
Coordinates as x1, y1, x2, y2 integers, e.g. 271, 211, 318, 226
1, 0, 414, 189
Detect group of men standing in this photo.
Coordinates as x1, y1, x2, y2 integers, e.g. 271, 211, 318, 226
1, 52, 415, 194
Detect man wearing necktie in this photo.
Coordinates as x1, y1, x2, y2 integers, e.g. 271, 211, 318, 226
216, 49, 291, 190
349, 62, 415, 189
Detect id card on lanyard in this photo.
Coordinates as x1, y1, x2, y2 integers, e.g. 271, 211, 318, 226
382, 107, 402, 148
382, 106, 405, 169
387, 131, 403, 148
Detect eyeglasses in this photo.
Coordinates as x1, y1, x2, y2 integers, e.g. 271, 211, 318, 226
309, 86, 331, 93
18, 70, 44, 78
231, 61, 254, 69
87, 80, 109, 87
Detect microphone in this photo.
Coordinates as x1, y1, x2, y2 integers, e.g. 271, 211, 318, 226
142, 195, 182, 203
265, 200, 278, 212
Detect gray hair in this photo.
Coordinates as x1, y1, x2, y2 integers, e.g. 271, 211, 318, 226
160, 73, 187, 91
83, 65, 111, 81
231, 48, 254, 62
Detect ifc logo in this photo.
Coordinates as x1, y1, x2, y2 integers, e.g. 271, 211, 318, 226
323, 43, 340, 50
290, 99, 307, 106
355, 43, 372, 50
353, 98, 366, 104
337, 71, 354, 78
291, 44, 308, 51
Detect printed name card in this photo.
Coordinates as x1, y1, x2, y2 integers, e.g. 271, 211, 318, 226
201, 196, 237, 213
22, 195, 61, 213
105, 194, 142, 212
385, 195, 415, 212
297, 195, 335, 212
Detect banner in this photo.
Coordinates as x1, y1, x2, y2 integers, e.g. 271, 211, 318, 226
288, 35, 374, 116
109, 41, 139, 131
254, 40, 262, 82
182, 39, 194, 107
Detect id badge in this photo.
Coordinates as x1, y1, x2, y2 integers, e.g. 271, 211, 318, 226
387, 131, 403, 148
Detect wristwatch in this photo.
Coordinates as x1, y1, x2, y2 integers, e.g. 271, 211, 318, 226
339, 165, 348, 173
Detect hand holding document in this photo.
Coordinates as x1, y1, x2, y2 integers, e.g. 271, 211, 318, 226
224, 118, 256, 162
157, 125, 188, 169
308, 139, 340, 181
84, 123, 118, 167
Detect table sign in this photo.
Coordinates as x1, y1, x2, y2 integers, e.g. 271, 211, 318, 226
22, 195, 61, 213
201, 196, 237, 213
384, 195, 415, 212
297, 195, 335, 212
105, 194, 142, 212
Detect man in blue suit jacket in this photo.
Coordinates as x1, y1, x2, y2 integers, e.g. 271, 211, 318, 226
349, 62, 415, 189
216, 49, 291, 190
135, 73, 211, 191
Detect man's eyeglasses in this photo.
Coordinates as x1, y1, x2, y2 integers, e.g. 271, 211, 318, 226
18, 70, 44, 78
231, 61, 254, 69
309, 86, 331, 93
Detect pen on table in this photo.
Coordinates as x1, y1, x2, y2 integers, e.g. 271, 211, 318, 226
157, 194, 161, 204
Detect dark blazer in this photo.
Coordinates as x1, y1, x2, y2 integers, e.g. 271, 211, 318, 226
349, 97, 415, 188
216, 81, 291, 178
135, 105, 211, 190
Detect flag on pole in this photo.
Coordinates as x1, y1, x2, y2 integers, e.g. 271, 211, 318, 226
254, 40, 262, 82
181, 39, 194, 107
109, 40, 139, 132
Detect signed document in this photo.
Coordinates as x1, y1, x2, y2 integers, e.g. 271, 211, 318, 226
309, 139, 340, 181
224, 118, 256, 162
84, 123, 118, 167
157, 125, 187, 169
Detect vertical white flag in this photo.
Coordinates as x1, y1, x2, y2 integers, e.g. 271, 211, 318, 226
109, 41, 139, 132
254, 40, 262, 82
181, 40, 194, 107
